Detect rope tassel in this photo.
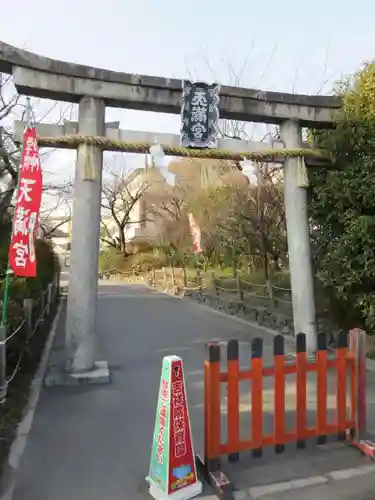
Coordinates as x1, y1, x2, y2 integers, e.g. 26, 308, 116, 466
297, 156, 309, 187
297, 156, 309, 188
82, 144, 96, 181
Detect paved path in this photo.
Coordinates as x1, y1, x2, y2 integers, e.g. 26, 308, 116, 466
11, 283, 375, 500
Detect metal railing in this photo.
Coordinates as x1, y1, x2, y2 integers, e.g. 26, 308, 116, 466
0, 277, 59, 405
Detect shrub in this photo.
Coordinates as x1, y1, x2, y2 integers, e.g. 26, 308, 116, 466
130, 249, 169, 273
98, 248, 126, 272
0, 238, 60, 322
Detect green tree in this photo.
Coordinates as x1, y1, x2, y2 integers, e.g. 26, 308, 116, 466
191, 165, 287, 276
309, 63, 375, 330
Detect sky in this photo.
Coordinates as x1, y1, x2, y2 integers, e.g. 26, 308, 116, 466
2, 0, 375, 214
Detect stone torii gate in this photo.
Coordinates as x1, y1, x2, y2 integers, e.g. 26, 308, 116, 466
0, 41, 341, 380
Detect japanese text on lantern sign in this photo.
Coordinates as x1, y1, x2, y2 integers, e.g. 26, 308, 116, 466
156, 379, 169, 464
190, 88, 208, 142
172, 380, 186, 458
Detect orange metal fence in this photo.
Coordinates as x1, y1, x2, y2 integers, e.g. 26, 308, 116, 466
203, 331, 362, 473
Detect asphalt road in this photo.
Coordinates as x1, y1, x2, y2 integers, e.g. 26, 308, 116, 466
11, 283, 375, 500
13, 283, 273, 500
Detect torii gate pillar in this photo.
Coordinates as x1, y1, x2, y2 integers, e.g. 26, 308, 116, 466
65, 96, 108, 377
280, 119, 317, 354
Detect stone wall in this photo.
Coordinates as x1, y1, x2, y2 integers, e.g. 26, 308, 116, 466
148, 280, 337, 341
184, 290, 294, 335
99, 273, 145, 283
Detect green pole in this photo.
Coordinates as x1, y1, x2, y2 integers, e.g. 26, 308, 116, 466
1, 269, 11, 326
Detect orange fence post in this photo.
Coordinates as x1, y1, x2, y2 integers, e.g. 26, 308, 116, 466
251, 338, 264, 457
349, 332, 357, 442
273, 335, 285, 454
336, 331, 348, 441
316, 332, 328, 444
349, 328, 367, 441
296, 333, 307, 448
204, 342, 221, 472
347, 328, 375, 460
227, 339, 240, 462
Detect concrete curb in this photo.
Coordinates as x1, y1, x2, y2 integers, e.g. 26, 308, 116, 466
0, 299, 64, 500
232, 463, 375, 499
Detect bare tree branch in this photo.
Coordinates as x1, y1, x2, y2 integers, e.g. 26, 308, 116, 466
0, 72, 75, 229
100, 160, 160, 254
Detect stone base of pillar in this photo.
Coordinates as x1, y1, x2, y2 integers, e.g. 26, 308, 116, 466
44, 360, 110, 387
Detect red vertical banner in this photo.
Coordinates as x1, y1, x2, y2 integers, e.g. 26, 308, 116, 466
9, 126, 43, 277
188, 213, 202, 254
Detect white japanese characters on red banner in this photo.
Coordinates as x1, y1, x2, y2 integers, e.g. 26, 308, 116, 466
172, 380, 186, 458
9, 126, 43, 277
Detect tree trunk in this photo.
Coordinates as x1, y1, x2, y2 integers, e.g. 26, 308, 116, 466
261, 233, 269, 282
203, 258, 209, 272
119, 231, 127, 256
272, 253, 281, 271
232, 246, 237, 278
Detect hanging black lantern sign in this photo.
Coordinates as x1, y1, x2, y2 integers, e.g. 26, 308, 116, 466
180, 81, 220, 149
